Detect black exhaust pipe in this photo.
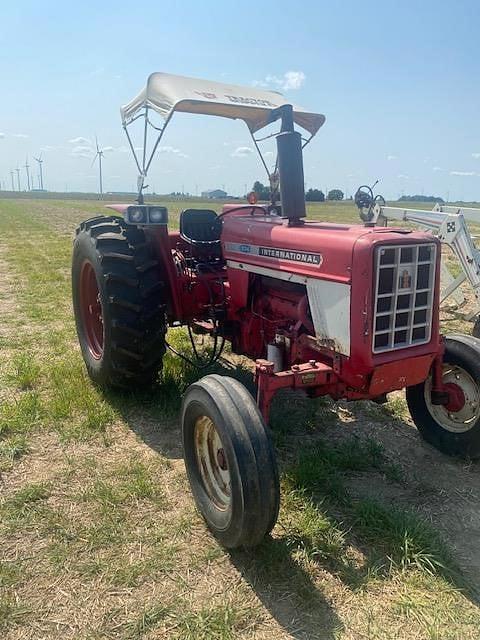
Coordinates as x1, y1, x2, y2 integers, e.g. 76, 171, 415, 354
269, 104, 306, 224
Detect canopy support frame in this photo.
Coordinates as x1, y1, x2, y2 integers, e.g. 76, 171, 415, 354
123, 106, 172, 203
122, 101, 317, 205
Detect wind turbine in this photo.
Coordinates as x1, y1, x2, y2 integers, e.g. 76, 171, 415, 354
92, 137, 104, 197
24, 157, 31, 191
15, 167, 21, 191
34, 154, 44, 190
10, 171, 15, 191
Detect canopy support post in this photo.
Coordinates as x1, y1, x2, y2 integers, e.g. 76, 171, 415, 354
145, 112, 172, 174
123, 125, 142, 175
142, 107, 149, 173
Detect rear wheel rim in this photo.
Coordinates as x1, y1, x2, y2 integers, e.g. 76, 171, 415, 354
425, 364, 480, 433
194, 415, 231, 511
79, 260, 104, 360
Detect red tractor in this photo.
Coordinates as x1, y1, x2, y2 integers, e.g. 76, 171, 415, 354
72, 73, 480, 548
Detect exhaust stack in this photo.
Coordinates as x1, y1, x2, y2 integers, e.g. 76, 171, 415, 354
269, 105, 306, 224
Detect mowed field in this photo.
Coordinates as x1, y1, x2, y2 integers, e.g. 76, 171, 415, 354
1, 197, 480, 639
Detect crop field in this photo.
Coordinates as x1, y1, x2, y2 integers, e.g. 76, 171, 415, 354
1, 197, 480, 639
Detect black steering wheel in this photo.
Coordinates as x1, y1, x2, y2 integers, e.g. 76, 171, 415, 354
355, 185, 385, 222
355, 185, 374, 211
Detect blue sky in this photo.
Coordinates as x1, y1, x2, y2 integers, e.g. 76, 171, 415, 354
1, 0, 479, 200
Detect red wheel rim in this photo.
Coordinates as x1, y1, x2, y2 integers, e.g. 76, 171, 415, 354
79, 260, 104, 359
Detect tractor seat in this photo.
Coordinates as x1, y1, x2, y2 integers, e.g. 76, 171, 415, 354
179, 209, 222, 245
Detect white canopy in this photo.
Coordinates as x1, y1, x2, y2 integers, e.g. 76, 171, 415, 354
121, 72, 325, 137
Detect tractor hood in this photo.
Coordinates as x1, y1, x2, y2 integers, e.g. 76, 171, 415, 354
221, 213, 432, 283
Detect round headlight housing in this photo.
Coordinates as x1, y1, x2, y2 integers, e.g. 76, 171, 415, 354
128, 206, 147, 224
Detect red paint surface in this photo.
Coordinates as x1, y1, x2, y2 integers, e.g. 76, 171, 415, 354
113, 203, 445, 420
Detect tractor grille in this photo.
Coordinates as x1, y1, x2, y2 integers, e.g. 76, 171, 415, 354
373, 243, 436, 353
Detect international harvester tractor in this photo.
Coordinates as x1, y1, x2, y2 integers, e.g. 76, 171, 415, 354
72, 73, 480, 548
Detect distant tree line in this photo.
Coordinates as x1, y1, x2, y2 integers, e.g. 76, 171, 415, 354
306, 188, 325, 201
398, 195, 445, 203
252, 181, 271, 200
327, 189, 344, 201
251, 182, 345, 202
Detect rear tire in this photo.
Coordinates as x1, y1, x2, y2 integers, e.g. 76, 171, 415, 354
72, 215, 167, 388
181, 375, 280, 548
406, 335, 480, 459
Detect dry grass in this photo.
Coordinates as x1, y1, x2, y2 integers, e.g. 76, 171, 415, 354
1, 197, 480, 639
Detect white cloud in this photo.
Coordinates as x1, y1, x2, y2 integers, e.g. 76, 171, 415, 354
117, 145, 130, 153
264, 151, 275, 158
159, 145, 180, 154
158, 145, 189, 158
433, 166, 442, 171
387, 155, 397, 161
71, 145, 93, 158
472, 153, 480, 159
232, 146, 254, 157
69, 136, 91, 145
13, 133, 28, 138
0, 133, 4, 139
253, 70, 306, 91
397, 174, 409, 179
102, 146, 115, 153
281, 71, 306, 90
450, 170, 477, 176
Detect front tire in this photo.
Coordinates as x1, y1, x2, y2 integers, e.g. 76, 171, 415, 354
72, 216, 167, 388
472, 316, 480, 339
406, 335, 480, 459
181, 375, 280, 548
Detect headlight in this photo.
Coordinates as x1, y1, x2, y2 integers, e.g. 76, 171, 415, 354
127, 206, 147, 224
148, 206, 168, 224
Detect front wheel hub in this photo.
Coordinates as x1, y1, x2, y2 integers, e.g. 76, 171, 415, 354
194, 416, 231, 511
426, 365, 480, 433
444, 382, 466, 413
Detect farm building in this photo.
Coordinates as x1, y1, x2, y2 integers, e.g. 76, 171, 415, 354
201, 188, 227, 199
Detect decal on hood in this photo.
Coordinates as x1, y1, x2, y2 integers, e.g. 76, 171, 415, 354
225, 242, 323, 266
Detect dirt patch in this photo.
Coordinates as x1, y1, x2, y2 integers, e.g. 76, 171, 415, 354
329, 399, 480, 593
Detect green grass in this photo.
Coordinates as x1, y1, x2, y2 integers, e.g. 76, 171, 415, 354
124, 600, 256, 640
0, 198, 479, 640
280, 436, 462, 590
7, 353, 41, 390
0, 391, 43, 439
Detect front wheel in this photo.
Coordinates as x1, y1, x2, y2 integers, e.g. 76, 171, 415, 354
406, 335, 480, 459
181, 375, 280, 548
472, 316, 480, 339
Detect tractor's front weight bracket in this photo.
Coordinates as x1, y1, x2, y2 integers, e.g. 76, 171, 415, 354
254, 359, 335, 424
429, 340, 450, 405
